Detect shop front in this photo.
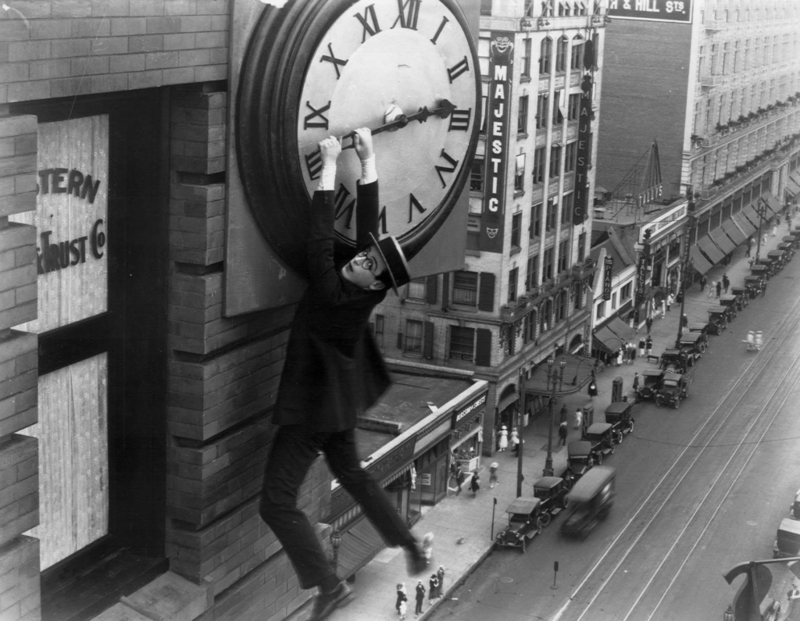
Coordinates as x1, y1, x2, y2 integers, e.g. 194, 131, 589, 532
450, 389, 487, 474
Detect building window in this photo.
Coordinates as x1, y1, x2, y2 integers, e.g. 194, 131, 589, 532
546, 197, 556, 230
449, 326, 475, 360
467, 216, 480, 251
561, 193, 574, 224
621, 282, 632, 301
596, 300, 606, 319
511, 212, 522, 248
611, 291, 618, 309
549, 145, 561, 178
514, 153, 526, 192
405, 319, 423, 354
526, 254, 539, 289
536, 93, 549, 130
532, 146, 546, 184
552, 90, 564, 126
508, 267, 518, 303
453, 271, 478, 305
555, 290, 566, 322
470, 159, 484, 192
517, 95, 529, 134
539, 38, 552, 75
556, 36, 568, 73
577, 232, 586, 261
530, 202, 542, 238
568, 93, 580, 121
407, 278, 426, 300
574, 281, 583, 310
544, 247, 554, 280
571, 39, 583, 70
564, 142, 577, 172
558, 239, 569, 272
522, 38, 532, 77
480, 93, 488, 134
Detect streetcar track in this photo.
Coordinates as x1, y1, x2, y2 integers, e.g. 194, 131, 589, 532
553, 292, 800, 621
634, 350, 800, 620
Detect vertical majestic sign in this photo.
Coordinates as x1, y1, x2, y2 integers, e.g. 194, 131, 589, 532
635, 228, 652, 314
481, 32, 514, 253
573, 41, 594, 226
603, 255, 613, 301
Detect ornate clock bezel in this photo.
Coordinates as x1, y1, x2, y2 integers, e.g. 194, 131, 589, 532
236, 0, 481, 277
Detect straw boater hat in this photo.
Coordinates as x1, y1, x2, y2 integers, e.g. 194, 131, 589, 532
369, 233, 411, 294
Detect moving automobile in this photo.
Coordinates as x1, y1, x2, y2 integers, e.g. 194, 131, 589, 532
773, 518, 800, 558
561, 466, 615, 538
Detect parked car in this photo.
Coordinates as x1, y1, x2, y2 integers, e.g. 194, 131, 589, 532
532, 476, 571, 526
561, 466, 616, 539
773, 518, 800, 558
719, 295, 739, 320
678, 332, 706, 364
495, 497, 545, 552
730, 286, 748, 309
707, 306, 729, 335
637, 369, 665, 403
688, 322, 710, 346
566, 441, 594, 481
604, 401, 635, 444
584, 422, 616, 461
660, 348, 692, 374
744, 275, 764, 298
655, 371, 689, 409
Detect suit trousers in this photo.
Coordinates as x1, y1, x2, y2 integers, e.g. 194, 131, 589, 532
260, 425, 415, 589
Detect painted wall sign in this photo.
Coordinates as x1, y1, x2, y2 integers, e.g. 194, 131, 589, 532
608, 0, 692, 23
603, 255, 613, 300
11, 115, 109, 333
481, 31, 514, 253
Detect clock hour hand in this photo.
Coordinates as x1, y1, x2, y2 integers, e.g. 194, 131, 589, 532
341, 99, 456, 149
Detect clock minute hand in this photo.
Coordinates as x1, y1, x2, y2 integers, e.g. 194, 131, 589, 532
341, 99, 456, 149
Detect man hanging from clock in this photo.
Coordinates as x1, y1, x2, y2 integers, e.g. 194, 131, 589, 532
259, 128, 429, 621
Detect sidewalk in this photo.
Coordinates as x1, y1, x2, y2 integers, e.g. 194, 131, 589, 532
311, 224, 791, 621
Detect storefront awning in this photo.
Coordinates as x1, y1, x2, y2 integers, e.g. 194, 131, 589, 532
742, 204, 765, 229
689, 246, 713, 275
697, 235, 726, 265
524, 354, 597, 396
788, 175, 800, 196
722, 219, 746, 245
709, 226, 736, 255
764, 192, 783, 218
592, 325, 623, 355
605, 316, 636, 343
731, 212, 756, 238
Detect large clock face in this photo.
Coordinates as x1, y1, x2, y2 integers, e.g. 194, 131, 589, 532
237, 0, 480, 277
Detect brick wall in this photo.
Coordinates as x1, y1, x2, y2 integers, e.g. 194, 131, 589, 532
0, 0, 229, 105
0, 114, 40, 621
165, 84, 333, 621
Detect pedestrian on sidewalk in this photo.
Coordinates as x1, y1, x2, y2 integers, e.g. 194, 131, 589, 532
763, 232, 768, 246
682, 314, 688, 329
667, 293, 674, 312
628, 341, 636, 364
560, 403, 568, 424
422, 533, 434, 565
700, 273, 708, 290
428, 574, 439, 604
489, 462, 499, 488
437, 566, 445, 599
638, 336, 646, 357
497, 426, 508, 452
451, 460, 464, 495
715, 280, 722, 298
510, 428, 520, 456
469, 471, 480, 497
396, 583, 408, 617
558, 420, 568, 446
616, 347, 624, 367
415, 581, 425, 616
660, 298, 666, 318
633, 372, 640, 392
773, 217, 779, 237
628, 309, 636, 330
708, 280, 716, 298
722, 273, 730, 293
646, 315, 653, 334
786, 583, 800, 620
746, 238, 753, 258
574, 407, 583, 430
645, 335, 653, 358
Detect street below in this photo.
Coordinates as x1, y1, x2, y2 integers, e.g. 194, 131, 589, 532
431, 252, 800, 621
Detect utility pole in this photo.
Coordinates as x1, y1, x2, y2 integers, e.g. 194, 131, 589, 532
755, 197, 768, 262
675, 189, 696, 347
517, 366, 525, 497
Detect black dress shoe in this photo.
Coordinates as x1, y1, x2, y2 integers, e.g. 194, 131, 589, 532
405, 542, 429, 576
308, 582, 353, 621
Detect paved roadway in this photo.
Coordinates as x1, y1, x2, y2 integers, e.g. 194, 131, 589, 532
432, 255, 800, 621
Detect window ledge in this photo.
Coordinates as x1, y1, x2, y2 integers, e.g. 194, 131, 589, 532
510, 245, 521, 256
513, 189, 525, 198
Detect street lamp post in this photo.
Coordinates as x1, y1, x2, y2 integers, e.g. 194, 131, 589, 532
675, 190, 697, 347
517, 366, 526, 497
543, 357, 566, 477
755, 197, 768, 262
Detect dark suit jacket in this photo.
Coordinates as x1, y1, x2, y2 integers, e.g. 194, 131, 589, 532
272, 181, 391, 432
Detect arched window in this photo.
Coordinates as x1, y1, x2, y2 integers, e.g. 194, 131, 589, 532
539, 38, 552, 75
571, 35, 584, 70
556, 36, 568, 72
